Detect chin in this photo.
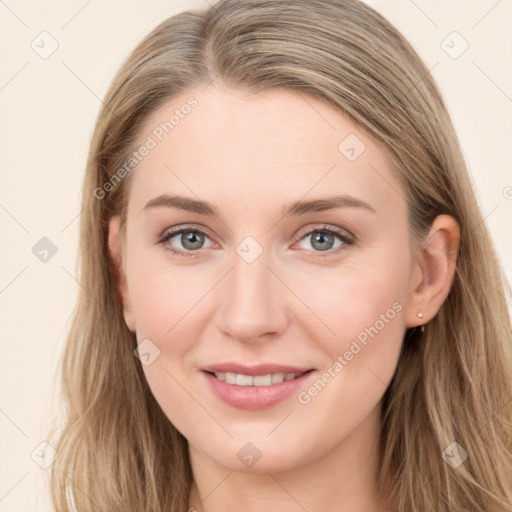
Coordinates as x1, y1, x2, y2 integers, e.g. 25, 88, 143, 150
201, 440, 314, 474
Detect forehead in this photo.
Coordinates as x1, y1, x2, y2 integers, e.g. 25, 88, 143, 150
127, 85, 404, 217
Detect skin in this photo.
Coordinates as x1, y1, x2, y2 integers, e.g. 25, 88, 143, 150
108, 84, 459, 512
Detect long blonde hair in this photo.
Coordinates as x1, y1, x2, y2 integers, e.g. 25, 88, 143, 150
49, 1, 512, 510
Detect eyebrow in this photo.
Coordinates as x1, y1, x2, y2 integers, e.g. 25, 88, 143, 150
142, 194, 376, 216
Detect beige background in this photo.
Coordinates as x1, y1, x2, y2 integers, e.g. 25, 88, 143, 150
0, 1, 511, 510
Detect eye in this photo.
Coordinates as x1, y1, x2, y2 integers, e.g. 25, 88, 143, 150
294, 225, 354, 256
157, 224, 355, 259
157, 226, 214, 258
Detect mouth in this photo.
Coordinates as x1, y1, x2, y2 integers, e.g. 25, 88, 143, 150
200, 365, 317, 410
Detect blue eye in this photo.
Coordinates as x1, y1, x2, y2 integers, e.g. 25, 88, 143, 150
157, 227, 212, 258
157, 224, 354, 258
295, 226, 354, 257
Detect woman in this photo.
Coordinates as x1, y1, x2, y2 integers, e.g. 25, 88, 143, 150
49, 0, 512, 510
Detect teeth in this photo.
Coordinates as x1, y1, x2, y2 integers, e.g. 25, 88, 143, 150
214, 371, 300, 386
236, 374, 253, 386
271, 373, 284, 384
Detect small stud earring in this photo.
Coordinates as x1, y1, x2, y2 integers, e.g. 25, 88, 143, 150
417, 311, 425, 334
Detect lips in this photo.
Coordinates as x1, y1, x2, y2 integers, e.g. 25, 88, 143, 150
200, 362, 316, 410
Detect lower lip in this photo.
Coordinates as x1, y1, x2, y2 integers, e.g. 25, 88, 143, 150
202, 370, 315, 410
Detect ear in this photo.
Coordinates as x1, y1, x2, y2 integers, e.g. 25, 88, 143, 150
108, 215, 136, 332
405, 214, 460, 328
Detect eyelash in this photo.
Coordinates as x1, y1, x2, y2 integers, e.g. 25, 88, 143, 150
157, 224, 355, 259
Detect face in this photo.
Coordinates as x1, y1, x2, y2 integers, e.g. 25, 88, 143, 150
111, 84, 419, 474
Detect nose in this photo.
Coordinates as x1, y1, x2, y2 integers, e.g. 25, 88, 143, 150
214, 245, 289, 344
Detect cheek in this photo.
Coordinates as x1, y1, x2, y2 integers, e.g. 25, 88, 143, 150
127, 252, 214, 419
296, 254, 409, 342
291, 262, 407, 441
291, 251, 409, 398
127, 248, 211, 341
130, 260, 207, 430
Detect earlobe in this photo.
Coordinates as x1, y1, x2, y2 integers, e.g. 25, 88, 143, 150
405, 214, 460, 328
108, 216, 136, 331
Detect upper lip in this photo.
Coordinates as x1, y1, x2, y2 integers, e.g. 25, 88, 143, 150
202, 363, 314, 376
